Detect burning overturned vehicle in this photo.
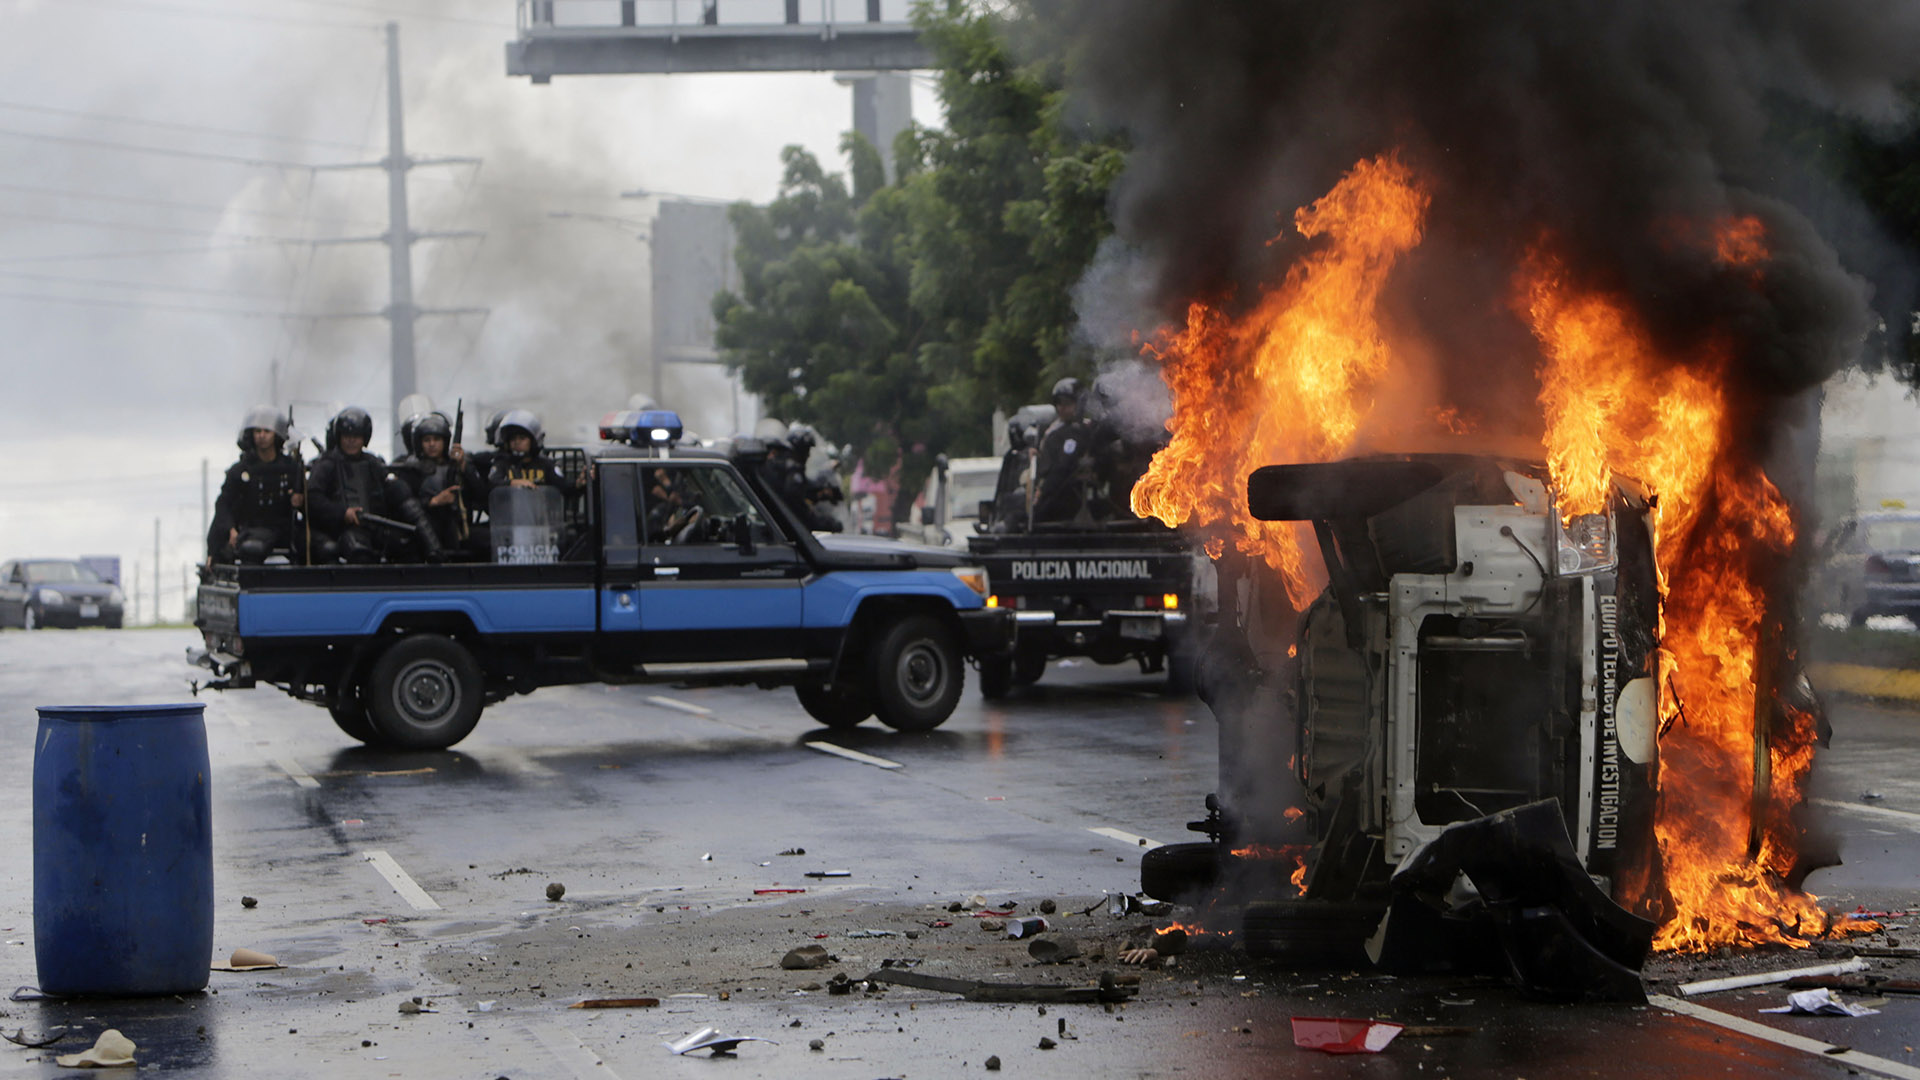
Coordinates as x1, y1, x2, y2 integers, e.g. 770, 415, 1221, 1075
1144, 453, 1661, 999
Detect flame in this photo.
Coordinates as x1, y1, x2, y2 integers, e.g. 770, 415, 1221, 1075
1132, 153, 1430, 605
1140, 157, 1852, 955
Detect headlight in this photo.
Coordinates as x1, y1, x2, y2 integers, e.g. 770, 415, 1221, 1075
950, 566, 989, 598
39, 589, 66, 606
1555, 512, 1616, 574
108, 587, 125, 605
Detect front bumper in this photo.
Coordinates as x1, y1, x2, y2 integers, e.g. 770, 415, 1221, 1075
958, 607, 1015, 658
1012, 609, 1188, 655
1861, 581, 1920, 613
33, 600, 123, 628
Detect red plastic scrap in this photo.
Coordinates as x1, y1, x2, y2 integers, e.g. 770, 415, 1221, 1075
754, 889, 807, 895
362, 918, 389, 925
1291, 1017, 1404, 1055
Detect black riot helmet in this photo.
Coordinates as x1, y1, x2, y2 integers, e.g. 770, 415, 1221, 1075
1050, 377, 1083, 406
496, 409, 544, 453
237, 405, 288, 452
484, 409, 510, 449
406, 412, 453, 457
326, 406, 374, 451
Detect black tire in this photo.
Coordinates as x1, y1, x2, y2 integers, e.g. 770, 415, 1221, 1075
869, 614, 963, 732
21, 605, 38, 631
1013, 647, 1046, 686
978, 655, 1014, 700
1241, 899, 1384, 964
328, 687, 381, 744
795, 679, 873, 730
1140, 841, 1219, 903
365, 634, 485, 750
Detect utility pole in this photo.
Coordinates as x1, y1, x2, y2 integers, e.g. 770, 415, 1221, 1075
200, 459, 209, 553
153, 518, 161, 627
384, 20, 418, 456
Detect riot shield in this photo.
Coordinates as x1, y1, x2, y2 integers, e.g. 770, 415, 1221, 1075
490, 486, 564, 564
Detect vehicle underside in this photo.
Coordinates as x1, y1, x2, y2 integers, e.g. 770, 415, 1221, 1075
1144, 454, 1663, 1000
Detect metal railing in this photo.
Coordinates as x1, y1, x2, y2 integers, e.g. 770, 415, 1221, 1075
517, 0, 912, 32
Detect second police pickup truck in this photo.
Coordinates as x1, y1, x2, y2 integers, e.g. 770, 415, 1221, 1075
193, 411, 1014, 750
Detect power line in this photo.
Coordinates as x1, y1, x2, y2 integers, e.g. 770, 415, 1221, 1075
0, 243, 266, 266
0, 180, 383, 229
0, 208, 359, 244
0, 125, 324, 170
0, 269, 280, 300
0, 100, 377, 152
0, 288, 376, 320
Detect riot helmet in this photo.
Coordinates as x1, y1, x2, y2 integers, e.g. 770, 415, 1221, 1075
484, 409, 510, 449
1050, 377, 1083, 405
407, 411, 453, 457
496, 409, 544, 453
238, 405, 289, 451
327, 406, 374, 451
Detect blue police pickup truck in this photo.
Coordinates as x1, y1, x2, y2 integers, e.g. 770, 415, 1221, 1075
192, 412, 1013, 750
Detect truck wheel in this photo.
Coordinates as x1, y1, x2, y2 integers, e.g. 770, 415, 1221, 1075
22, 605, 38, 630
1140, 841, 1219, 903
795, 680, 873, 730
1013, 647, 1046, 686
366, 634, 484, 750
870, 615, 963, 732
978, 655, 1014, 700
1241, 899, 1384, 963
328, 687, 381, 745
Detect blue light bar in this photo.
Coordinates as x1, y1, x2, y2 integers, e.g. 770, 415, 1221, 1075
598, 409, 684, 447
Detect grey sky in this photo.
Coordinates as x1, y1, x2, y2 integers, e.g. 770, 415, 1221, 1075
0, 0, 933, 610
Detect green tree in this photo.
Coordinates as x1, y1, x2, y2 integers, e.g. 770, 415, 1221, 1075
714, 0, 1125, 524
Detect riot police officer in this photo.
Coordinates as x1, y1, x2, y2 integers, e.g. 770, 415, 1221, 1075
306, 406, 442, 564
208, 406, 304, 564
1032, 377, 1095, 523
394, 411, 480, 556
483, 410, 575, 495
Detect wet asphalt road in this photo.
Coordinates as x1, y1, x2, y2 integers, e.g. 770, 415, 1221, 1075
0, 629, 1917, 1078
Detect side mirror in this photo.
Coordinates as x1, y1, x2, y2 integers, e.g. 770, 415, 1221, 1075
732, 513, 756, 555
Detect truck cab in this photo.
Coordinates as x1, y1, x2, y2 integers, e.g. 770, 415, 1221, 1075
195, 411, 1012, 749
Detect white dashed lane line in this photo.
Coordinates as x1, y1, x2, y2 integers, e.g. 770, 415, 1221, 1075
1087, 826, 1163, 850
274, 755, 321, 789
1653, 994, 1920, 1080
645, 695, 714, 717
805, 741, 903, 770
362, 849, 442, 911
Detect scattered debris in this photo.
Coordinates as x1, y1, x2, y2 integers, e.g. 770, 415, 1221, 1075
1028, 936, 1081, 964
1039, 899, 1057, 915
1854, 947, 1920, 960
1678, 959, 1868, 997
663, 1028, 776, 1057
879, 958, 923, 969
1291, 1017, 1403, 1055
211, 948, 282, 972
1037, 1036, 1057, 1050
545, 883, 566, 902
805, 871, 851, 879
1006, 917, 1049, 939
475, 1001, 496, 1012
847, 929, 897, 938
1862, 791, 1885, 801
397, 998, 437, 1015
808, 1039, 825, 1051
2, 1028, 64, 1049
866, 968, 1134, 1004
781, 946, 834, 970
979, 919, 1007, 933
778, 848, 806, 856
1761, 989, 1881, 1017
240, 896, 258, 909
985, 1054, 1001, 1070
54, 1029, 137, 1068
362, 918, 389, 925
1784, 974, 1920, 996
1400, 1025, 1475, 1038
755, 889, 807, 895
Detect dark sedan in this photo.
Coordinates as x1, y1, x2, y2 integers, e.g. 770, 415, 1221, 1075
1814, 511, 1920, 627
0, 559, 125, 629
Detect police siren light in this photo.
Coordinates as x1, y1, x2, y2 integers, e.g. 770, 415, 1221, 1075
598, 409, 684, 448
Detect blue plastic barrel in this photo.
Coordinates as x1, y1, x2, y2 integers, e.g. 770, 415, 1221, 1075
33, 704, 213, 996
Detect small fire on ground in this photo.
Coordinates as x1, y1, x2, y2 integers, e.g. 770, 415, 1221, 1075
1135, 153, 1874, 952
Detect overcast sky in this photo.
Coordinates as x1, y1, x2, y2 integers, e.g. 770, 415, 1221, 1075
0, 0, 933, 612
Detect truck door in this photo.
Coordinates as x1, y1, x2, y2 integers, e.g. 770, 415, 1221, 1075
597, 463, 644, 640
635, 462, 806, 664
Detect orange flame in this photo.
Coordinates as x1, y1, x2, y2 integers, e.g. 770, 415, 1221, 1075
1132, 153, 1430, 605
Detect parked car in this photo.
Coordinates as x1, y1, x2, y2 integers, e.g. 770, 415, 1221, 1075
0, 559, 126, 629
1813, 510, 1920, 626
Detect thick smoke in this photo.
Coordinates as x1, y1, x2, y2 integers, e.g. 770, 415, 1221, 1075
1043, 0, 1920, 444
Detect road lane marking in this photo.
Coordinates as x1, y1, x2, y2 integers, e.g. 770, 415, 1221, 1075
805, 742, 902, 770
362, 850, 441, 911
645, 695, 713, 717
1811, 798, 1920, 829
274, 755, 321, 789
524, 1022, 623, 1080
1088, 827, 1163, 850
1653, 994, 1920, 1080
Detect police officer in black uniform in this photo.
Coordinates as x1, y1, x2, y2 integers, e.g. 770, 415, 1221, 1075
1032, 377, 1096, 524
483, 410, 576, 495
208, 406, 304, 564
784, 423, 844, 532
306, 406, 442, 564
393, 411, 479, 557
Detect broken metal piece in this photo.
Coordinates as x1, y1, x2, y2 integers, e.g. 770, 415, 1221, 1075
1291, 1016, 1403, 1054
864, 968, 1134, 1004
1677, 959, 1867, 997
2, 1028, 65, 1048
663, 1027, 776, 1056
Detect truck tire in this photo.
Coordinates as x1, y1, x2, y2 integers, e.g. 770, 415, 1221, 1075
366, 634, 485, 750
978, 655, 1014, 700
795, 680, 873, 730
870, 615, 963, 732
1013, 647, 1046, 687
1240, 899, 1383, 964
329, 689, 381, 745
1140, 841, 1219, 903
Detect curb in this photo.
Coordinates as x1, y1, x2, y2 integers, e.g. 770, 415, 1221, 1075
1810, 662, 1920, 704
